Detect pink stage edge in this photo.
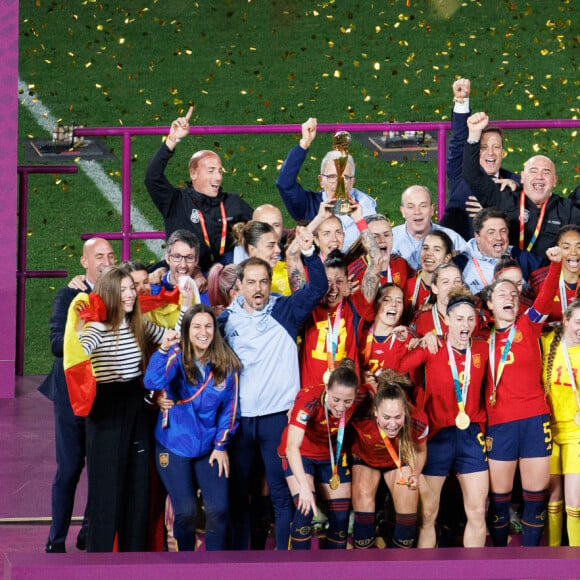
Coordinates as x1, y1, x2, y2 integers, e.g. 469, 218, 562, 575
6, 547, 580, 580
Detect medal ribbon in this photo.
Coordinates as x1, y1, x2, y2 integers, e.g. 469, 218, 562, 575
377, 423, 407, 485
363, 325, 396, 371
324, 393, 346, 483
471, 257, 489, 288
411, 272, 430, 310
326, 301, 343, 373
519, 191, 547, 251
559, 272, 570, 313
560, 337, 580, 416
446, 340, 472, 415
432, 303, 443, 335
195, 201, 227, 260
489, 325, 517, 402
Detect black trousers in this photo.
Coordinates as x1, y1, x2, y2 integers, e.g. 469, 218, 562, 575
86, 380, 150, 552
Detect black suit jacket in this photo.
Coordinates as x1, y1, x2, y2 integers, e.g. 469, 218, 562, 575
38, 286, 85, 406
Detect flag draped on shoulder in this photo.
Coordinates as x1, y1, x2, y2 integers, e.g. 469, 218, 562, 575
63, 292, 107, 417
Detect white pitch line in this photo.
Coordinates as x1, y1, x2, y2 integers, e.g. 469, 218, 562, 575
18, 78, 164, 256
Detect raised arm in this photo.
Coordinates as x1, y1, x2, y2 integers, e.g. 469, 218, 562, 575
144, 106, 193, 218
446, 78, 471, 182
275, 118, 322, 221
351, 203, 382, 303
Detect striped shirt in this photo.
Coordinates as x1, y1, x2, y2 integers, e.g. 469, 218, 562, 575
81, 319, 165, 383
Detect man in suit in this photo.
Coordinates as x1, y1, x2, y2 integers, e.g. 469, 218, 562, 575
40, 237, 115, 553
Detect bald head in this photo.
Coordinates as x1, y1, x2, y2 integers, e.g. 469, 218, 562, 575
400, 185, 435, 238
80, 238, 115, 285
253, 204, 284, 241
522, 155, 557, 207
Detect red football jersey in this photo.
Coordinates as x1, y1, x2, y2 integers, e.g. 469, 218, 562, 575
399, 338, 489, 438
350, 413, 428, 470
278, 383, 370, 461
484, 260, 562, 425
299, 293, 375, 389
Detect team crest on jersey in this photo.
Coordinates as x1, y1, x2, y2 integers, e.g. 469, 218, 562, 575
473, 354, 481, 368
213, 381, 226, 392
514, 329, 524, 343
485, 436, 493, 453
393, 273, 401, 285
521, 208, 530, 224
158, 453, 169, 468
190, 208, 200, 224
297, 410, 310, 425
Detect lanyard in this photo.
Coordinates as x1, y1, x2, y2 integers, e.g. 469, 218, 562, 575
490, 325, 516, 387
162, 371, 213, 429
325, 301, 343, 373
363, 325, 396, 368
560, 338, 580, 414
377, 423, 407, 485
411, 272, 431, 310
559, 272, 570, 313
324, 393, 346, 482
471, 257, 489, 288
195, 201, 227, 260
380, 262, 392, 284
519, 191, 547, 252
446, 340, 471, 414
432, 303, 443, 335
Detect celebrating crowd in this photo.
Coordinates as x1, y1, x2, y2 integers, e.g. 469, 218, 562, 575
41, 78, 580, 553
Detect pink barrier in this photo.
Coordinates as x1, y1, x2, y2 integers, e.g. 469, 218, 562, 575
76, 117, 580, 241
16, 166, 78, 376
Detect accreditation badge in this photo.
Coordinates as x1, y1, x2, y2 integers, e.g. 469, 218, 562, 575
158, 453, 169, 468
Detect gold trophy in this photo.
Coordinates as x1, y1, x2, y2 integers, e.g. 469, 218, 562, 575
331, 130, 352, 215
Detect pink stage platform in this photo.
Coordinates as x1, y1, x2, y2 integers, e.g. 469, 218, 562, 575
3, 377, 580, 579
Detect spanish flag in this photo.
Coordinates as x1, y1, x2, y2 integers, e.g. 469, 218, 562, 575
63, 293, 106, 417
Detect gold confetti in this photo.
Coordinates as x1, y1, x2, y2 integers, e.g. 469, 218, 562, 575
374, 62, 380, 70
334, 70, 341, 78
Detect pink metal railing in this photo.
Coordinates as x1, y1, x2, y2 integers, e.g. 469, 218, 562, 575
17, 119, 580, 374
16, 165, 78, 375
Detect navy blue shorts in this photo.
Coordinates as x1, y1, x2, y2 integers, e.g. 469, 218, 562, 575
423, 424, 488, 476
282, 453, 351, 485
485, 414, 552, 461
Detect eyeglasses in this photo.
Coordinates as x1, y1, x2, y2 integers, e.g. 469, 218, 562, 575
168, 253, 196, 264
320, 174, 355, 183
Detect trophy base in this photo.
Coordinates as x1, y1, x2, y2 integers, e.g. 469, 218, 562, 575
332, 198, 351, 216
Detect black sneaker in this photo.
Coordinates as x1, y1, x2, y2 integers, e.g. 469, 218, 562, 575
45, 540, 66, 553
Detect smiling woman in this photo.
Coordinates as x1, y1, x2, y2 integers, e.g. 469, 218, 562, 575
72, 265, 190, 552
144, 304, 242, 551
278, 359, 371, 550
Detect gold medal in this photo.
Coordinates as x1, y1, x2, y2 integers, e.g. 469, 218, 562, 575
323, 369, 331, 385
574, 410, 580, 427
329, 473, 340, 490
455, 411, 470, 430
489, 391, 497, 407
